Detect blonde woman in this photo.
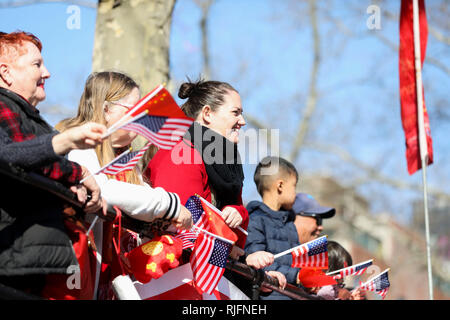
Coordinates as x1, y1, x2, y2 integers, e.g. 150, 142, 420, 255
57, 71, 192, 299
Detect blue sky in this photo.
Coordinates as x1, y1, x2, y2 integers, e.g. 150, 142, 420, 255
1, 0, 449, 226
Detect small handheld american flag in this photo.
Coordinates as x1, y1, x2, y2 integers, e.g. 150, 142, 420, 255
359, 269, 390, 299
326, 259, 373, 280
115, 88, 193, 150
99, 142, 151, 175
291, 236, 328, 268
174, 196, 208, 250
174, 195, 238, 250
190, 231, 233, 295
273, 236, 328, 269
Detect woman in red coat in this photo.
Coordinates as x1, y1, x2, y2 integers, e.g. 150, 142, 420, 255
145, 79, 248, 248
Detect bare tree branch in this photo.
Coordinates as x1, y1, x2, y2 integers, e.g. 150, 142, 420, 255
194, 0, 214, 80
288, 0, 321, 163
373, 32, 450, 76
305, 140, 450, 202
0, 0, 96, 8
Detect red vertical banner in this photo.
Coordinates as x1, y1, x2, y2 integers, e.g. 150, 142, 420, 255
399, 0, 433, 175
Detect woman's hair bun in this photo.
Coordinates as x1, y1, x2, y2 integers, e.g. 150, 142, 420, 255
178, 82, 195, 99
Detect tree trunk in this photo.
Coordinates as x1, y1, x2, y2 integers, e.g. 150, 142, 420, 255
92, 0, 176, 93
93, 0, 176, 165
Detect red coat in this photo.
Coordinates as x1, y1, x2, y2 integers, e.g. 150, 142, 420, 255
144, 139, 249, 248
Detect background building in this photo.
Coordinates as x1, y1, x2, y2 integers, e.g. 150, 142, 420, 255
301, 174, 450, 300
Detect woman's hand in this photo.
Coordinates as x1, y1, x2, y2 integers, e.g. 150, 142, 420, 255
72, 166, 104, 214
173, 205, 193, 230
221, 206, 243, 229
52, 122, 106, 155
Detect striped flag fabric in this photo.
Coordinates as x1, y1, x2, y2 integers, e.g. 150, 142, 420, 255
121, 114, 192, 150
99, 143, 151, 175
119, 88, 193, 150
327, 259, 373, 280
291, 236, 328, 269
190, 232, 233, 295
174, 196, 207, 249
359, 270, 390, 299
174, 195, 238, 250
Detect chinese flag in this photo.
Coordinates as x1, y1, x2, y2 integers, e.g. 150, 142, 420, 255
198, 198, 238, 244
297, 268, 337, 288
125, 235, 183, 284
399, 0, 433, 175
129, 86, 190, 119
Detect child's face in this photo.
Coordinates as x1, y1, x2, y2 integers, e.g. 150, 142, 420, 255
279, 174, 298, 210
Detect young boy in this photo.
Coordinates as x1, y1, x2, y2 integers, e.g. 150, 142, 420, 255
244, 156, 300, 300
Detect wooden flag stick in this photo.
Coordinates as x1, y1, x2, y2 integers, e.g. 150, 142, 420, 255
105, 85, 164, 135
79, 148, 132, 183
273, 235, 328, 260
101, 110, 148, 140
192, 225, 235, 245
85, 215, 99, 236
325, 259, 374, 276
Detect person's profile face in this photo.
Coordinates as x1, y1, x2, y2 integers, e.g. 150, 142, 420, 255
294, 214, 323, 244
279, 174, 298, 210
7, 41, 50, 107
206, 90, 245, 144
105, 86, 140, 148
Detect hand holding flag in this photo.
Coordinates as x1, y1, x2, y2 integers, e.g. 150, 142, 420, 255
273, 235, 328, 269
174, 195, 239, 250
103, 85, 193, 150
356, 268, 390, 299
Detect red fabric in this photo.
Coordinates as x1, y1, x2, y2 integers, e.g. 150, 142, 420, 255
200, 201, 238, 244
399, 0, 433, 175
0, 100, 82, 184
129, 87, 193, 120
125, 235, 183, 283
297, 268, 336, 288
146, 139, 210, 204
146, 139, 249, 248
40, 218, 97, 300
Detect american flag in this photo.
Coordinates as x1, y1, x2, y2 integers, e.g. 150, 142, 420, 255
174, 196, 207, 249
118, 88, 193, 150
190, 232, 232, 295
121, 114, 192, 150
359, 270, 390, 299
98, 143, 151, 175
291, 236, 328, 269
327, 260, 373, 280
174, 196, 237, 250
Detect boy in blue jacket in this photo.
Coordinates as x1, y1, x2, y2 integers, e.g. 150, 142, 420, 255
244, 156, 300, 300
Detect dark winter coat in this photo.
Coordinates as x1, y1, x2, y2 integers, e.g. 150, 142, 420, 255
244, 200, 301, 300
0, 88, 80, 276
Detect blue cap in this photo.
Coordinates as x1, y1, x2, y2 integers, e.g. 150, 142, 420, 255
292, 193, 335, 218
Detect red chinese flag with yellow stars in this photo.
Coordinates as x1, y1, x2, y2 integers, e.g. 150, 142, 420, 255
125, 235, 183, 284
399, 0, 433, 175
129, 86, 191, 119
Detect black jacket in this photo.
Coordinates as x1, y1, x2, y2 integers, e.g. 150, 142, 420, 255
0, 88, 79, 276
244, 201, 300, 300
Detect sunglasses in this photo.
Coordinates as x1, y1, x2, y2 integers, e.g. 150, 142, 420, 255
313, 216, 322, 226
109, 101, 134, 110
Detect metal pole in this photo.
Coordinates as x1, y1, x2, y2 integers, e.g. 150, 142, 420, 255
412, 0, 433, 300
